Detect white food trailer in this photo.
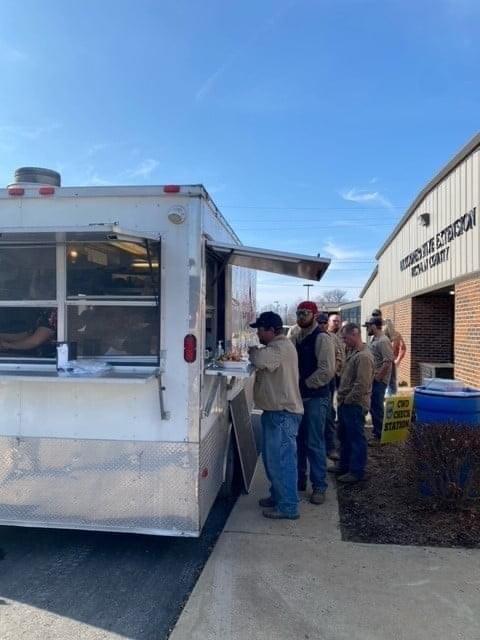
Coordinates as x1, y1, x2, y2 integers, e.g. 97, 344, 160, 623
0, 167, 329, 537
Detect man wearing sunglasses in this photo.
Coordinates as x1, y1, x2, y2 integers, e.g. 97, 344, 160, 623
290, 301, 335, 504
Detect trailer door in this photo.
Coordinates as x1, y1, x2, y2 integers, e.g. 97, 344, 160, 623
205, 242, 330, 281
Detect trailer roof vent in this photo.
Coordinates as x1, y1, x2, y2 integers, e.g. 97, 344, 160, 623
14, 167, 61, 187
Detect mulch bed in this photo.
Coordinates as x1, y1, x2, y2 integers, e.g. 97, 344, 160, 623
336, 440, 480, 548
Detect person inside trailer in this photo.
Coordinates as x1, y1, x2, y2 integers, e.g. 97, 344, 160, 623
0, 308, 57, 356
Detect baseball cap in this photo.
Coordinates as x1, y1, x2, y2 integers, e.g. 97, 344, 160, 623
250, 311, 283, 330
297, 300, 318, 315
363, 316, 383, 327
317, 312, 329, 323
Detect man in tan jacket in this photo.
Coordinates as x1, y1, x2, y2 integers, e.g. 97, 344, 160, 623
333, 322, 374, 483
249, 312, 303, 520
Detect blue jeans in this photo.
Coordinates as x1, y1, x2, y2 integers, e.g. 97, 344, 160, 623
371, 380, 387, 439
338, 404, 367, 479
297, 395, 329, 492
262, 410, 302, 516
325, 379, 339, 455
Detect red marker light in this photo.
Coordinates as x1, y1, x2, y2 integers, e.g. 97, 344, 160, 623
39, 186, 55, 196
163, 185, 180, 193
183, 334, 197, 363
8, 187, 25, 196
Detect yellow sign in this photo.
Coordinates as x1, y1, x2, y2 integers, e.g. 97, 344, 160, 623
381, 395, 413, 444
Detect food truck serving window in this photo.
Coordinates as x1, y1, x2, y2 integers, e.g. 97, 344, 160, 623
0, 226, 160, 363
67, 242, 158, 297
0, 247, 56, 300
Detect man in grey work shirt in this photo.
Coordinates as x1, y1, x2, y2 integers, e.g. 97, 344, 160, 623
364, 316, 394, 442
290, 302, 335, 504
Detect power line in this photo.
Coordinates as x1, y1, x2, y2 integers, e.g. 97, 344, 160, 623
219, 204, 406, 211
257, 284, 364, 289
236, 224, 395, 230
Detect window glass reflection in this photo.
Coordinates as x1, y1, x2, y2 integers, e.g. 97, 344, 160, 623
67, 242, 159, 297
0, 247, 56, 300
67, 305, 158, 357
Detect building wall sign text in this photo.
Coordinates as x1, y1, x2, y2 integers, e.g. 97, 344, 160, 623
399, 207, 477, 277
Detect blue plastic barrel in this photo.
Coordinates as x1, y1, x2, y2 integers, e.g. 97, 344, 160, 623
414, 381, 480, 497
414, 385, 480, 426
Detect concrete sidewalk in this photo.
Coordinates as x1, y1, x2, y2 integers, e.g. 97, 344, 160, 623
171, 466, 480, 640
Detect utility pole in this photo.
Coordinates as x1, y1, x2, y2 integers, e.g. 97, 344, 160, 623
303, 284, 313, 300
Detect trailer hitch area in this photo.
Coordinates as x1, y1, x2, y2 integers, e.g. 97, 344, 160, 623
156, 371, 170, 420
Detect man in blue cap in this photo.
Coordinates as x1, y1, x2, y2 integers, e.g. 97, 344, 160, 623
249, 311, 304, 520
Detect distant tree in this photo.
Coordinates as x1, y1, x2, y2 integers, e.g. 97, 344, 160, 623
316, 289, 349, 306
286, 298, 303, 325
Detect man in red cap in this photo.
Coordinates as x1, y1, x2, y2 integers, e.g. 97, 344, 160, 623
290, 301, 335, 504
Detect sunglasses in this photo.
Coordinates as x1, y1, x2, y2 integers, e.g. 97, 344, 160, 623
296, 309, 313, 317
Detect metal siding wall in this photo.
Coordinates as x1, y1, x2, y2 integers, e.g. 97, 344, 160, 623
378, 149, 480, 305
360, 273, 380, 323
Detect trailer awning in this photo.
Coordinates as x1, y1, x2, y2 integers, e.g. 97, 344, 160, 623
0, 224, 160, 245
206, 241, 330, 281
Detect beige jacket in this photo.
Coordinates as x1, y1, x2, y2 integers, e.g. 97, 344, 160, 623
337, 344, 374, 411
328, 330, 346, 376
289, 324, 336, 389
249, 335, 304, 414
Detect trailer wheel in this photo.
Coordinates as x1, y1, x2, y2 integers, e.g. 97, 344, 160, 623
219, 432, 243, 498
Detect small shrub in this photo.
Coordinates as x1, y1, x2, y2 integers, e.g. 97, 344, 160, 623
406, 421, 480, 508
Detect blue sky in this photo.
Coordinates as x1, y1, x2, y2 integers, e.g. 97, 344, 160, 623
0, 0, 479, 308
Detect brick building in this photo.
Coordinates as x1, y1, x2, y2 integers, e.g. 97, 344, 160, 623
360, 133, 480, 388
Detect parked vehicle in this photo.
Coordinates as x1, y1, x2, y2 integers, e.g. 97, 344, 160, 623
0, 167, 329, 536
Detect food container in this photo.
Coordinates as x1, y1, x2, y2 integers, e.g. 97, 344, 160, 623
217, 360, 249, 370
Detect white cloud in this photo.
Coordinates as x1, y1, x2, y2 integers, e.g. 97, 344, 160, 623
196, 62, 230, 103
85, 174, 113, 186
322, 240, 371, 261
127, 159, 159, 179
207, 183, 227, 195
340, 187, 393, 209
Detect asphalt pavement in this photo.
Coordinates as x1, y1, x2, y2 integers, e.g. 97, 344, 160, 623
0, 495, 236, 640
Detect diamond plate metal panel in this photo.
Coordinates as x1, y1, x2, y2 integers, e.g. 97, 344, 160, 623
198, 414, 229, 528
0, 437, 200, 536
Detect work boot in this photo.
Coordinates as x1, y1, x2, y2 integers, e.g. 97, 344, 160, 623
262, 509, 299, 520
309, 489, 326, 505
337, 472, 361, 484
258, 497, 276, 508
